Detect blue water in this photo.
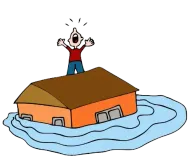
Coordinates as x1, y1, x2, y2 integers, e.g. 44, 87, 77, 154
3, 95, 187, 155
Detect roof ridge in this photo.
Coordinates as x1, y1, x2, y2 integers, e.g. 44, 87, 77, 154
31, 67, 103, 84
16, 67, 139, 109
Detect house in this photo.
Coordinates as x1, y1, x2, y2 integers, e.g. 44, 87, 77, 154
15, 67, 139, 128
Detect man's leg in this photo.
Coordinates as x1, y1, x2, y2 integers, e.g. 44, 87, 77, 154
67, 62, 75, 75
75, 61, 84, 74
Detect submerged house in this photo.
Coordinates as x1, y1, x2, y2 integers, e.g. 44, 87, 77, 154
15, 67, 139, 128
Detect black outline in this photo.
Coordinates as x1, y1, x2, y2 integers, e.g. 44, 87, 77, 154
11, 100, 177, 141
95, 105, 123, 123
22, 67, 138, 110
17, 104, 20, 118
52, 117, 65, 127
21, 114, 33, 121
64, 17, 88, 28
3, 95, 188, 155
17, 102, 67, 109
78, 18, 81, 23
70, 110, 73, 127
12, 104, 153, 138
28, 84, 68, 108
96, 112, 109, 123
108, 109, 122, 120
5, 97, 187, 154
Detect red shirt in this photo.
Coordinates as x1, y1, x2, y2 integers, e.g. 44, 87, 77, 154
66, 45, 85, 62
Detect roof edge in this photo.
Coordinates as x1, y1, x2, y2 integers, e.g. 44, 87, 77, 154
16, 102, 70, 109
71, 90, 138, 110
97, 67, 139, 91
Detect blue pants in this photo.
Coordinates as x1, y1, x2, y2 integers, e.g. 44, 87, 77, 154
67, 61, 84, 75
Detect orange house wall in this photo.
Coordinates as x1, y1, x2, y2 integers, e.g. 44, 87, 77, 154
17, 104, 72, 127
71, 92, 137, 128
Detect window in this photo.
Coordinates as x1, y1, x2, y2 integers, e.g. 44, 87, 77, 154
95, 105, 123, 123
52, 117, 65, 126
97, 112, 109, 123
108, 109, 121, 120
21, 114, 33, 121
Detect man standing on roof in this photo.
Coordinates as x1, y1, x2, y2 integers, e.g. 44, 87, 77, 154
57, 28, 95, 75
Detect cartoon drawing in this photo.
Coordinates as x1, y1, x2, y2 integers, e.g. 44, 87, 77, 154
57, 28, 95, 75
14, 67, 138, 127
3, 22, 187, 156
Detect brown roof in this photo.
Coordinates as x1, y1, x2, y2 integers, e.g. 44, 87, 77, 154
15, 67, 139, 109
15, 85, 67, 108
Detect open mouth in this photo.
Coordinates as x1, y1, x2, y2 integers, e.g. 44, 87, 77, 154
72, 33, 78, 43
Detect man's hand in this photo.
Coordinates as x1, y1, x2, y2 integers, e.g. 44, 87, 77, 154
85, 37, 95, 47
58, 39, 64, 46
58, 39, 67, 47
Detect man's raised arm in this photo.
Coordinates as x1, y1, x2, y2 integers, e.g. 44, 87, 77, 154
57, 38, 68, 48
85, 37, 95, 47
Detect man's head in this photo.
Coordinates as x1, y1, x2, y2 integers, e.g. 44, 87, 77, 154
68, 28, 83, 48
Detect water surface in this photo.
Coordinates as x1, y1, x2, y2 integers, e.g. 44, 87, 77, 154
3, 95, 187, 155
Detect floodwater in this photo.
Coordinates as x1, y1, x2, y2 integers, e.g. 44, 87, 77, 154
3, 95, 187, 155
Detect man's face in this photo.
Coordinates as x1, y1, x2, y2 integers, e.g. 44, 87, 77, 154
68, 28, 83, 48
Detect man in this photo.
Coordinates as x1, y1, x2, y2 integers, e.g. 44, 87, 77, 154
57, 28, 95, 75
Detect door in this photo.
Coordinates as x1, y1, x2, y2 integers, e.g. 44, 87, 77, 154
97, 112, 109, 123
108, 109, 121, 120
52, 117, 65, 126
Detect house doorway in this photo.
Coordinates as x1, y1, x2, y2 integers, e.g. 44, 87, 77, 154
52, 117, 65, 126
95, 105, 123, 123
